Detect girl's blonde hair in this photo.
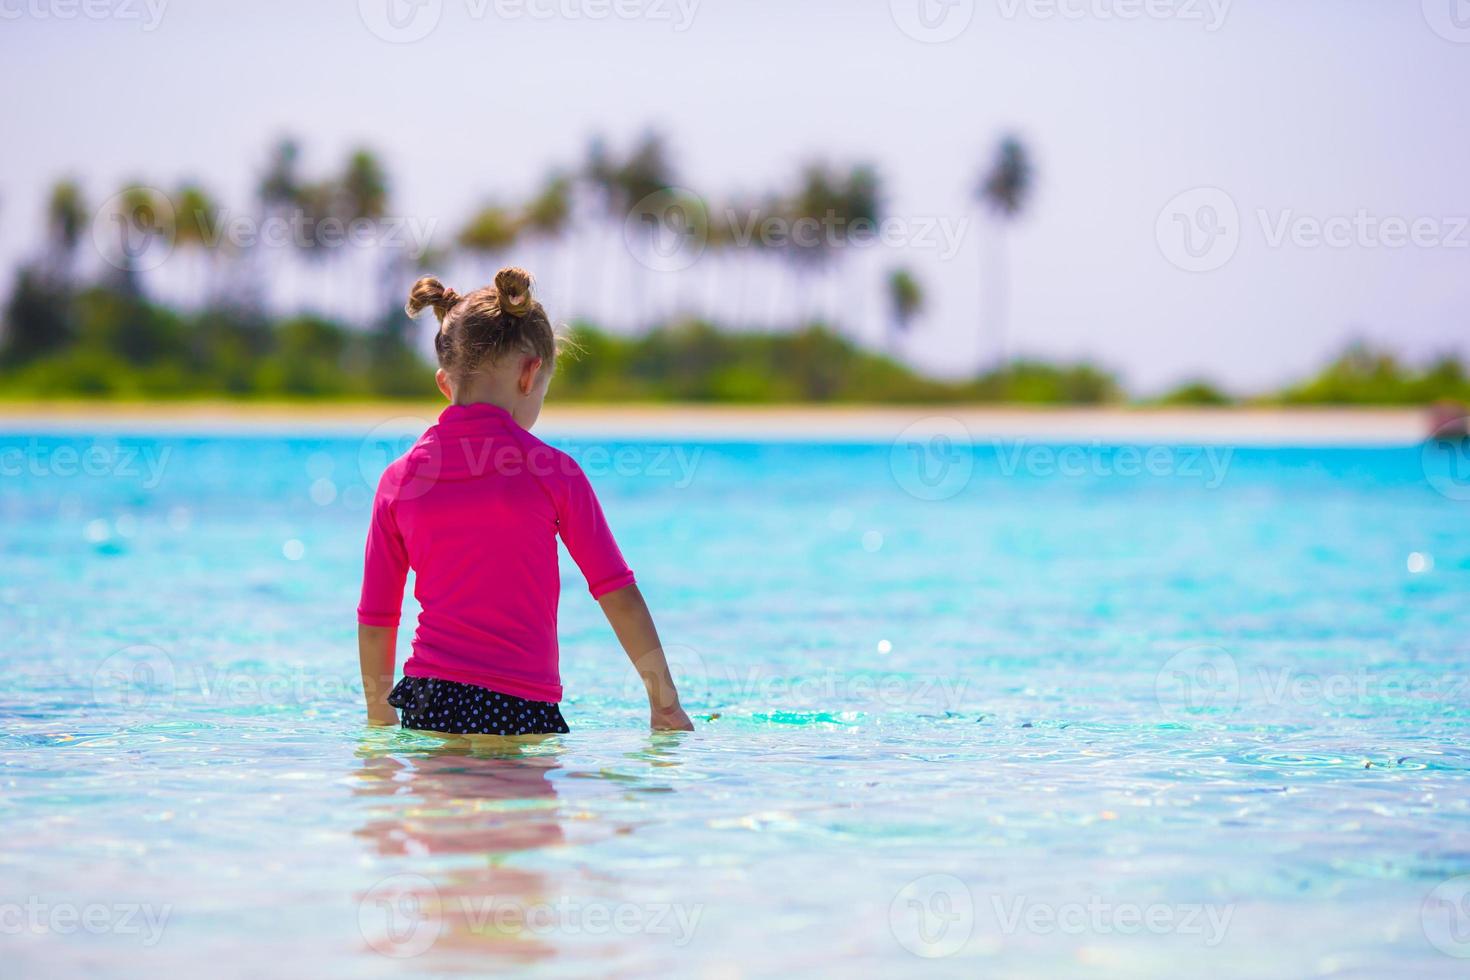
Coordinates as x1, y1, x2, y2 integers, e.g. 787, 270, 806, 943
405, 267, 559, 382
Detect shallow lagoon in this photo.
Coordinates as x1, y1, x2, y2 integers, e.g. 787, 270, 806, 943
2, 424, 1468, 976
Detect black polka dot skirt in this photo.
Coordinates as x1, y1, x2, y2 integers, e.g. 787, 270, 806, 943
387, 676, 570, 736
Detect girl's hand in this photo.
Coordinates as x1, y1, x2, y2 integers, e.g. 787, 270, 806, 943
651, 701, 694, 732
367, 702, 399, 727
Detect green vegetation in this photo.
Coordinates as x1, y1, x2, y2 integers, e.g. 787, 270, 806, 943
3, 134, 1465, 407
1276, 344, 1470, 406
2, 274, 1467, 405
1154, 380, 1234, 406
557, 320, 1118, 404
0, 276, 1118, 403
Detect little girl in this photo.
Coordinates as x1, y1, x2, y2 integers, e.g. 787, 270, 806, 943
357, 267, 693, 734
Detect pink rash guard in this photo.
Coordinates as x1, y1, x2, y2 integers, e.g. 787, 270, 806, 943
356, 403, 636, 703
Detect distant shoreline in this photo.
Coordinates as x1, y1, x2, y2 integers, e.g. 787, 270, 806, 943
0, 402, 1433, 445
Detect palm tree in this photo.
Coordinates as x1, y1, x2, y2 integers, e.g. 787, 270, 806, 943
578, 136, 619, 323
582, 131, 675, 328
111, 183, 172, 294
617, 132, 675, 206
525, 173, 571, 237
781, 165, 841, 327
341, 149, 388, 222
778, 163, 881, 332
339, 148, 395, 317
458, 203, 521, 275
251, 138, 305, 313
45, 180, 88, 281
616, 132, 676, 328
258, 138, 302, 214
837, 164, 880, 337
522, 173, 572, 308
885, 267, 923, 355
172, 184, 220, 306
977, 135, 1033, 368
3, 181, 88, 365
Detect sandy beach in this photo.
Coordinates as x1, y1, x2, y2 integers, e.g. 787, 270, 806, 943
0, 402, 1433, 444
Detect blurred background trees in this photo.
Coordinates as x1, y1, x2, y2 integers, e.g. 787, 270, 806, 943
1, 132, 1465, 405
978, 135, 1033, 370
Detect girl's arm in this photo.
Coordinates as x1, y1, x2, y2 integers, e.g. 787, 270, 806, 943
359, 624, 400, 726
598, 584, 694, 731
359, 471, 409, 728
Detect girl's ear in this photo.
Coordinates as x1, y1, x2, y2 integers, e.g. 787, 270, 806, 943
435, 368, 452, 401
518, 357, 543, 395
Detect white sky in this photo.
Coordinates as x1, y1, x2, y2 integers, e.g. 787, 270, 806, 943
2, 0, 1468, 393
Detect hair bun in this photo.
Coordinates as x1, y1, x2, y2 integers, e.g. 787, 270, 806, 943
405, 276, 461, 322
494, 267, 534, 318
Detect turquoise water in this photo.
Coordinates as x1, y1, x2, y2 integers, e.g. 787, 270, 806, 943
3, 421, 1469, 976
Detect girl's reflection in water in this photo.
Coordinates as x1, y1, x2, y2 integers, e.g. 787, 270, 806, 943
351, 733, 688, 966
353, 735, 570, 963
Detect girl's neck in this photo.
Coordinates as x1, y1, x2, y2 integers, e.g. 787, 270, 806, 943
451, 377, 517, 414
451, 383, 534, 429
